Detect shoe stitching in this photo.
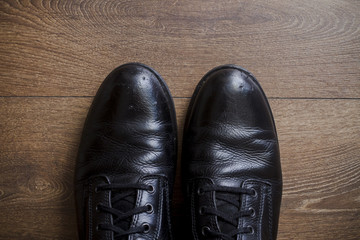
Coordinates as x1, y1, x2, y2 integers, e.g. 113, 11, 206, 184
268, 187, 273, 240
155, 178, 163, 239
164, 180, 174, 240
89, 181, 93, 240
190, 182, 199, 240
259, 185, 265, 240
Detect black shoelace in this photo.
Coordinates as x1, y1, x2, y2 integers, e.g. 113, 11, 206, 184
198, 185, 256, 240
95, 183, 153, 239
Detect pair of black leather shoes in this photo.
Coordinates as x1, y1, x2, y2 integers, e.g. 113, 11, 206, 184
75, 63, 282, 240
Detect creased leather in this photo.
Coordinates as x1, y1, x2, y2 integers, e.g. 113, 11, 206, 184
182, 65, 282, 240
75, 63, 177, 240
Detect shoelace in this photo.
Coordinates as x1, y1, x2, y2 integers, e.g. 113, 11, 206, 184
198, 185, 255, 240
95, 183, 154, 239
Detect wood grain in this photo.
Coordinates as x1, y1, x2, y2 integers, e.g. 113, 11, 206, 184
1, 0, 359, 98
0, 98, 359, 239
1, 0, 359, 239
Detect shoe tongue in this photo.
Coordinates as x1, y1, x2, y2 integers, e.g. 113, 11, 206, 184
216, 192, 241, 237
112, 189, 137, 240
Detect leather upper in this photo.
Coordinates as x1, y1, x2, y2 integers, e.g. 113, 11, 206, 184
182, 65, 282, 240
75, 63, 177, 240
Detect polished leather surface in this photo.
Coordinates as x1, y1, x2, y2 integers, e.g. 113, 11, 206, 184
75, 63, 177, 240
182, 65, 282, 240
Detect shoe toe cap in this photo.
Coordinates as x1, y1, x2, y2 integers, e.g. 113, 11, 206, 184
76, 63, 176, 181
190, 66, 275, 131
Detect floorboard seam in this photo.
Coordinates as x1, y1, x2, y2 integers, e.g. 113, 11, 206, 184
0, 96, 359, 100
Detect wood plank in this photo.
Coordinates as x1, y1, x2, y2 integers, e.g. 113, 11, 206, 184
1, 0, 359, 98
0, 97, 359, 239
272, 99, 360, 239
0, 97, 87, 239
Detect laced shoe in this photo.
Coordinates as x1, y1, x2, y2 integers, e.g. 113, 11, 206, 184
75, 63, 177, 240
182, 65, 282, 240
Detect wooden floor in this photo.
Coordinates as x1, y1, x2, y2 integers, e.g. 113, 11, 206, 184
0, 0, 359, 239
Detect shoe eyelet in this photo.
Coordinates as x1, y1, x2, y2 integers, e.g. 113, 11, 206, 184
199, 206, 205, 215
247, 226, 254, 234
147, 185, 155, 193
250, 188, 257, 197
94, 187, 99, 193
197, 187, 205, 196
146, 203, 153, 213
201, 226, 210, 236
95, 204, 100, 212
142, 223, 150, 233
96, 225, 100, 231
249, 207, 255, 217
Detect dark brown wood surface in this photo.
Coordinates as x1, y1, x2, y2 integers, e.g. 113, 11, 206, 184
0, 0, 359, 239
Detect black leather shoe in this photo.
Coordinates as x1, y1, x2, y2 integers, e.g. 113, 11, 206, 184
75, 63, 177, 240
182, 65, 282, 240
